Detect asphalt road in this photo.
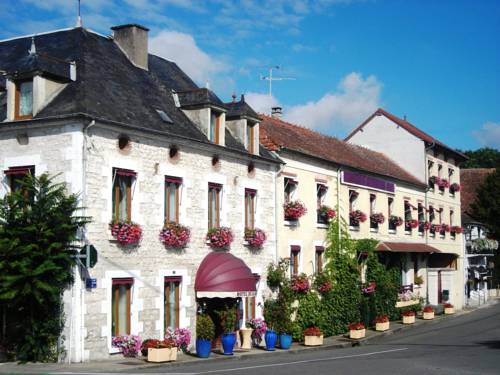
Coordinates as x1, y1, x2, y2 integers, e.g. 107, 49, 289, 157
136, 301, 500, 375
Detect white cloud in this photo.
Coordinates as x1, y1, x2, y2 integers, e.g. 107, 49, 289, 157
473, 122, 500, 149
284, 72, 382, 135
149, 30, 227, 85
245, 92, 281, 115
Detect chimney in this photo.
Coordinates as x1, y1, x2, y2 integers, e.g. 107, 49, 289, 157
271, 106, 282, 118
111, 24, 149, 70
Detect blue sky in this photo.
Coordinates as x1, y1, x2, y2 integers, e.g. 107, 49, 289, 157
1, 0, 499, 150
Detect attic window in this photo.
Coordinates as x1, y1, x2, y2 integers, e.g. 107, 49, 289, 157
156, 109, 173, 124
209, 111, 221, 144
15, 79, 33, 120
246, 123, 255, 154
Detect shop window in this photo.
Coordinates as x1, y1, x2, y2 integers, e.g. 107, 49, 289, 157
112, 168, 136, 223
14, 79, 33, 120
165, 177, 182, 224
245, 188, 256, 229
112, 278, 133, 336
290, 246, 300, 277
315, 246, 324, 274
4, 165, 35, 193
208, 183, 222, 229
164, 276, 181, 331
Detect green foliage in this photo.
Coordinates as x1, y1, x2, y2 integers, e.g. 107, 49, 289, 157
471, 168, 500, 242
0, 173, 90, 362
266, 259, 289, 291
459, 148, 500, 168
215, 305, 237, 334
196, 314, 215, 340
263, 296, 293, 334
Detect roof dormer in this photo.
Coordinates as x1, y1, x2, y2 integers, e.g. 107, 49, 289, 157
225, 94, 261, 156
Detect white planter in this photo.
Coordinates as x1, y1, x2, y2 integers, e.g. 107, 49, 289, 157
402, 315, 415, 324
423, 311, 435, 320
147, 347, 177, 362
375, 321, 390, 331
239, 328, 253, 350
304, 335, 323, 346
444, 307, 455, 315
349, 329, 366, 339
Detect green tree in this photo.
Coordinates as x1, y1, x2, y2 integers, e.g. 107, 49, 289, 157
459, 148, 500, 168
471, 168, 500, 241
0, 173, 90, 362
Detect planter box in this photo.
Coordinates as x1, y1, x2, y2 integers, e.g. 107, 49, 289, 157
147, 347, 177, 362
396, 300, 419, 308
375, 321, 390, 331
239, 328, 253, 350
402, 315, 415, 324
304, 335, 323, 346
349, 329, 366, 339
444, 307, 455, 315
423, 312, 435, 320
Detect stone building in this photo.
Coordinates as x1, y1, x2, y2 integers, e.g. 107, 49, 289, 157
0, 25, 280, 361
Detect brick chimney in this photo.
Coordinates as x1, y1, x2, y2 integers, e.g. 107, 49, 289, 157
271, 106, 282, 118
111, 24, 149, 70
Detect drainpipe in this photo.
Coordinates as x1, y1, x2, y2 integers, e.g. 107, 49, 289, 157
337, 167, 341, 252
274, 156, 285, 264
424, 141, 434, 304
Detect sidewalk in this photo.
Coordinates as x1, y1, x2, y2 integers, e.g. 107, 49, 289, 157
1, 300, 497, 374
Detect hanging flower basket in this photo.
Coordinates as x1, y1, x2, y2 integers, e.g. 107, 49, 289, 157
244, 228, 267, 249
437, 178, 450, 189
389, 215, 404, 227
206, 227, 234, 249
318, 205, 336, 221
451, 226, 463, 234
159, 222, 191, 249
361, 281, 376, 295
420, 221, 432, 231
405, 219, 418, 229
439, 224, 451, 235
291, 273, 310, 293
284, 200, 307, 220
449, 183, 461, 193
314, 272, 332, 294
110, 222, 143, 246
350, 210, 367, 226
370, 212, 385, 224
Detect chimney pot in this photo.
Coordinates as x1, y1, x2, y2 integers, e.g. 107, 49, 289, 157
111, 24, 149, 70
240, 94, 245, 102
271, 106, 282, 118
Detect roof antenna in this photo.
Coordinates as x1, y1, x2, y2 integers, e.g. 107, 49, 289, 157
260, 65, 295, 113
29, 36, 36, 55
76, 0, 83, 27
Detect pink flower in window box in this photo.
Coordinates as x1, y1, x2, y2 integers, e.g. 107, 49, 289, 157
159, 222, 191, 249
405, 219, 418, 229
318, 205, 336, 220
450, 183, 461, 193
111, 222, 143, 246
370, 212, 385, 224
244, 228, 267, 249
284, 200, 307, 220
350, 210, 367, 226
451, 226, 463, 234
389, 215, 404, 227
291, 273, 310, 293
206, 227, 234, 249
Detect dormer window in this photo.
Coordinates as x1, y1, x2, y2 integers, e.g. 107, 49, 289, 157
246, 123, 255, 154
209, 111, 221, 144
15, 80, 33, 120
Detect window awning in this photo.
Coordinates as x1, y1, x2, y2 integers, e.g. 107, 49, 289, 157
195, 252, 257, 298
376, 242, 441, 253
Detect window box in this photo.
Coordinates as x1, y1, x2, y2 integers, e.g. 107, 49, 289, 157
147, 347, 177, 363
349, 225, 360, 232
388, 229, 396, 234
110, 222, 142, 246
370, 228, 379, 233
350, 210, 367, 227
284, 200, 307, 221
316, 223, 329, 229
244, 228, 267, 249
284, 219, 299, 227
206, 227, 234, 249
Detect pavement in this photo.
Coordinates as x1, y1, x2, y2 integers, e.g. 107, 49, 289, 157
1, 299, 499, 374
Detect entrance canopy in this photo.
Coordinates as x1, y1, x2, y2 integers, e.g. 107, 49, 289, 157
195, 252, 257, 298
376, 242, 441, 253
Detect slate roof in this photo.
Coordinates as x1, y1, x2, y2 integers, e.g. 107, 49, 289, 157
225, 96, 260, 121
345, 108, 468, 162
0, 27, 275, 161
177, 88, 226, 110
460, 168, 495, 218
259, 114, 426, 187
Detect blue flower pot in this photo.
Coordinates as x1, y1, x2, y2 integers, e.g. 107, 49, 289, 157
279, 333, 292, 349
221, 333, 236, 355
196, 338, 212, 358
265, 330, 278, 351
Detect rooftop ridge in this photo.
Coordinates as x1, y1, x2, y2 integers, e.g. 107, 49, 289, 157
0, 27, 107, 43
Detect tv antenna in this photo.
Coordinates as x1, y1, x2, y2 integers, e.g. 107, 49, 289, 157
260, 66, 295, 98
76, 0, 83, 27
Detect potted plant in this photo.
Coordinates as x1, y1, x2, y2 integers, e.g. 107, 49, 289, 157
216, 306, 237, 355
279, 322, 293, 350
206, 227, 234, 249
374, 315, 390, 332
159, 222, 191, 249
173, 328, 191, 353
348, 322, 366, 339
110, 222, 143, 246
146, 338, 177, 362
389, 215, 404, 227
422, 306, 435, 320
450, 182, 461, 193
112, 335, 142, 357
291, 273, 310, 294
244, 228, 267, 249
304, 326, 324, 346
284, 200, 307, 221
443, 303, 455, 314
263, 300, 280, 351
317, 205, 336, 223
401, 310, 416, 324
196, 314, 215, 358
247, 318, 267, 348
405, 219, 418, 230
349, 210, 367, 226
370, 212, 385, 225
314, 272, 332, 294
239, 323, 253, 350
414, 275, 424, 286
450, 226, 463, 235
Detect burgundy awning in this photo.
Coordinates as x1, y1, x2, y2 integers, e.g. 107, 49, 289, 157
290, 245, 301, 253
208, 182, 222, 190
112, 278, 134, 285
376, 242, 441, 254
4, 166, 34, 175
165, 176, 182, 184
245, 188, 257, 197
315, 246, 325, 253
114, 168, 137, 177
195, 252, 256, 298
164, 276, 182, 283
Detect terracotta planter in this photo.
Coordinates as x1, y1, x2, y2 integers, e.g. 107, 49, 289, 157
402, 315, 415, 324
239, 328, 253, 350
444, 307, 455, 315
375, 321, 390, 331
349, 329, 366, 339
147, 347, 177, 362
423, 311, 435, 320
304, 335, 323, 346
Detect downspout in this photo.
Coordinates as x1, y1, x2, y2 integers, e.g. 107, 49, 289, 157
337, 167, 341, 252
274, 154, 285, 264
424, 141, 435, 304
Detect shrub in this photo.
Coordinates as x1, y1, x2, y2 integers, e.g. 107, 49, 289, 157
112, 335, 142, 357
196, 314, 215, 341
401, 310, 416, 317
291, 274, 310, 293
266, 259, 288, 290
215, 306, 237, 334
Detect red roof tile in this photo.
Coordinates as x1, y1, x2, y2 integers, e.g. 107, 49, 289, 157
460, 168, 495, 215
376, 242, 441, 253
259, 114, 426, 187
345, 108, 467, 161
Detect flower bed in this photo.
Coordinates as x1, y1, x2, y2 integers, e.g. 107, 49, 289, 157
159, 222, 190, 249
206, 227, 234, 249
244, 228, 267, 249
284, 200, 307, 220
110, 222, 142, 246
350, 210, 367, 226
291, 274, 310, 293
112, 335, 142, 357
